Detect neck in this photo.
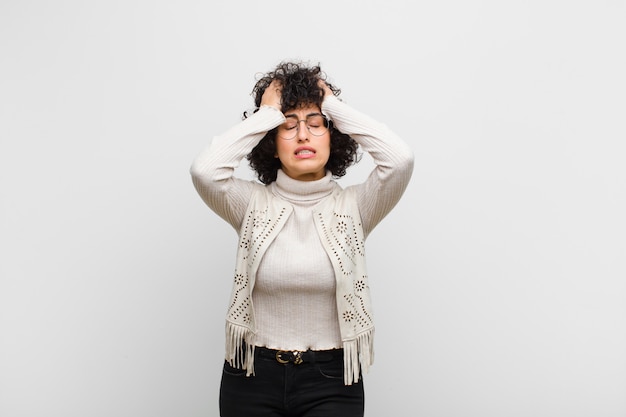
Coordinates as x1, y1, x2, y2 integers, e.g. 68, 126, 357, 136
271, 169, 335, 202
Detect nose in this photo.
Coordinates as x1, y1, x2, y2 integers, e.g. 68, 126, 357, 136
296, 120, 309, 141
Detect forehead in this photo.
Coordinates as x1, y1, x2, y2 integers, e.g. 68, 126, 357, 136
283, 104, 322, 118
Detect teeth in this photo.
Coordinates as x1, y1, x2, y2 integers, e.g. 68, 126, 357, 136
296, 150, 314, 155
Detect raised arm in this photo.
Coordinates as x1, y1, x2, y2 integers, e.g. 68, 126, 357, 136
190, 83, 285, 229
320, 85, 414, 236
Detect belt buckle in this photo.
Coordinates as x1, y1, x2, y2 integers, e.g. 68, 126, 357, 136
275, 350, 304, 365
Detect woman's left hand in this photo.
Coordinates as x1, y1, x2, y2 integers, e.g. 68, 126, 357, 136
318, 79, 334, 97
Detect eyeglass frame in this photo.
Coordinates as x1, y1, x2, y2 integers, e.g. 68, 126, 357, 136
276, 113, 331, 140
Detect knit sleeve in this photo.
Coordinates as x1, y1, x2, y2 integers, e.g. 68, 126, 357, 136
321, 96, 414, 236
190, 106, 286, 230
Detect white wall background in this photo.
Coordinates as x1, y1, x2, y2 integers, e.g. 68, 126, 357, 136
1, 1, 624, 416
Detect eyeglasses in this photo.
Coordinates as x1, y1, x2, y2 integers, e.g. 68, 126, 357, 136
277, 113, 330, 140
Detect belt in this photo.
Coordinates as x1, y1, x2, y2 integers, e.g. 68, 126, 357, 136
256, 347, 342, 365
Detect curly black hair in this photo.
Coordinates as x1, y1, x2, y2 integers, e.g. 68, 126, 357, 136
245, 61, 360, 185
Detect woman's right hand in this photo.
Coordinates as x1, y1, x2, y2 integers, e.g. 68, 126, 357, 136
260, 79, 282, 110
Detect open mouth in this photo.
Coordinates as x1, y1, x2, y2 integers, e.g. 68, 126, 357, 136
294, 146, 316, 158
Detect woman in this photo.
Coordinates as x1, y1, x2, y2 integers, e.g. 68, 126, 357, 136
190, 61, 414, 417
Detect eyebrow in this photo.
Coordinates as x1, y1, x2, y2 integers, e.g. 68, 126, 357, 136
284, 112, 323, 119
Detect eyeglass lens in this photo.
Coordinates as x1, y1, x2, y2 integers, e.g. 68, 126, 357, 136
279, 114, 328, 139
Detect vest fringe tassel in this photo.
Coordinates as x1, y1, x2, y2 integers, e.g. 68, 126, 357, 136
343, 328, 375, 385
225, 321, 256, 376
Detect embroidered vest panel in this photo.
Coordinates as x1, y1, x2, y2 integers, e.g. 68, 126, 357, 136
313, 190, 374, 339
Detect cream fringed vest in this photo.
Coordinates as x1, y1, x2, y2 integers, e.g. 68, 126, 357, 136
224, 183, 374, 386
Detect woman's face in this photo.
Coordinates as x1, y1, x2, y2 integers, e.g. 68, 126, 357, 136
275, 105, 331, 181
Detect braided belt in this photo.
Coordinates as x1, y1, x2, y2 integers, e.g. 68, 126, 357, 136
256, 347, 341, 365
275, 350, 304, 365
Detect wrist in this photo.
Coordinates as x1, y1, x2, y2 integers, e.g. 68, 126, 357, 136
260, 104, 282, 112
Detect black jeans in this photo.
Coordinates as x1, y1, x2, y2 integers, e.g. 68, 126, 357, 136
219, 347, 364, 417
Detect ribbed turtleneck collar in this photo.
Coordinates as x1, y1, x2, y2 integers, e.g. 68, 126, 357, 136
271, 169, 336, 203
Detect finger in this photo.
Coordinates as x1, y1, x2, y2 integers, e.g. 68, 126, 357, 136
317, 79, 332, 96
269, 79, 283, 91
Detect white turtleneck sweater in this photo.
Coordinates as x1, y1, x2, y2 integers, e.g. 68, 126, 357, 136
255, 170, 341, 350
191, 95, 414, 352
